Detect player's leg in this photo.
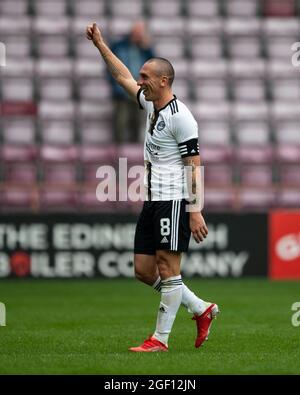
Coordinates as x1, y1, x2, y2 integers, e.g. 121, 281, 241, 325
134, 253, 158, 285
152, 199, 219, 348
151, 249, 183, 347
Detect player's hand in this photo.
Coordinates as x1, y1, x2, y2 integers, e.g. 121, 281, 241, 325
86, 22, 102, 47
190, 212, 208, 243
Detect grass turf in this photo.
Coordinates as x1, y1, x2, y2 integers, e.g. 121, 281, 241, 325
0, 278, 299, 375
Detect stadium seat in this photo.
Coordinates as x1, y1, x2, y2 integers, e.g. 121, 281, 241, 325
200, 145, 233, 164
275, 145, 300, 163
227, 37, 262, 58
2, 36, 31, 58
186, 0, 220, 17
204, 164, 234, 187
0, 16, 31, 35
224, 0, 259, 17
1, 145, 37, 162
204, 187, 236, 211
36, 36, 70, 57
266, 60, 299, 79
32, 0, 68, 16
76, 101, 112, 121
79, 144, 117, 165
0, 0, 28, 15
194, 79, 228, 101
153, 38, 186, 59
274, 121, 300, 145
193, 102, 231, 122
234, 120, 270, 145
71, 0, 106, 16
117, 144, 144, 166
77, 78, 111, 101
36, 58, 73, 78
41, 163, 78, 186
198, 121, 232, 145
148, 0, 182, 16
236, 145, 274, 164
33, 16, 70, 35
39, 189, 79, 211
79, 188, 116, 212
266, 36, 299, 59
38, 101, 75, 120
73, 59, 106, 78
278, 164, 300, 186
239, 164, 274, 187
148, 17, 185, 38
71, 16, 108, 37
0, 189, 37, 212
79, 120, 112, 144
37, 77, 73, 101
39, 120, 75, 145
270, 102, 300, 121
232, 102, 269, 122
238, 188, 276, 211
186, 18, 223, 37
109, 0, 144, 17
191, 61, 228, 79
224, 18, 261, 36
232, 79, 266, 101
39, 145, 79, 163
172, 78, 191, 102
1, 58, 34, 78
1, 77, 34, 101
167, 59, 189, 79
269, 79, 300, 101
277, 189, 300, 208
3, 163, 37, 185
2, 118, 36, 145
229, 59, 265, 79
108, 17, 142, 39
263, 18, 300, 36
190, 36, 223, 59
73, 35, 103, 58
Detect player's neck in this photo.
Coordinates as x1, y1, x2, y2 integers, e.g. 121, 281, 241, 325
153, 91, 174, 111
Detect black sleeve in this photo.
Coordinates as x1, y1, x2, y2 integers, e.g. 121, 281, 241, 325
136, 88, 144, 110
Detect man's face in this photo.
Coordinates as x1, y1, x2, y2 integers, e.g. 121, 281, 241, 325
137, 62, 162, 101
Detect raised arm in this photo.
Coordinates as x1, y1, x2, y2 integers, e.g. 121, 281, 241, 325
86, 22, 139, 101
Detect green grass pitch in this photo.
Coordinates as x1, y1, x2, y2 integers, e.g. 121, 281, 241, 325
0, 278, 299, 375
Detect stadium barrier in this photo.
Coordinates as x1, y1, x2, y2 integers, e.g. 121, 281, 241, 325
0, 213, 268, 278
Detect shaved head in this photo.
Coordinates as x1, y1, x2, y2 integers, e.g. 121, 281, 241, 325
146, 57, 175, 86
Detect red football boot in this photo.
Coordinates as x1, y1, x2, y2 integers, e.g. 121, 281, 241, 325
129, 336, 168, 352
192, 303, 219, 348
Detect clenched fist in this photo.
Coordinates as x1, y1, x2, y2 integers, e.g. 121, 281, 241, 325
86, 22, 102, 47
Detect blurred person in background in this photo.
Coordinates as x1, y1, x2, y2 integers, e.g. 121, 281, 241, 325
109, 20, 155, 143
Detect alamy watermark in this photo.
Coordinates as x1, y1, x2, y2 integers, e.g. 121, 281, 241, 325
0, 302, 6, 326
291, 42, 300, 67
95, 159, 205, 212
291, 302, 300, 327
0, 42, 6, 67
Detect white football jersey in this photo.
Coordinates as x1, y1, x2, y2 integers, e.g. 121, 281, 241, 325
137, 89, 199, 201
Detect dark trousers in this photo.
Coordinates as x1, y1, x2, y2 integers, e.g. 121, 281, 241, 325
112, 98, 145, 143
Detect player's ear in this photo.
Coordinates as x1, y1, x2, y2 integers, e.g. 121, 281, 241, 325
161, 75, 169, 87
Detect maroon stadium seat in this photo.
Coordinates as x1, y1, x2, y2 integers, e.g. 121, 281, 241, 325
39, 145, 79, 162
204, 187, 236, 211
238, 188, 276, 211
239, 164, 274, 187
3, 163, 37, 185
